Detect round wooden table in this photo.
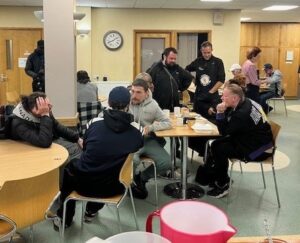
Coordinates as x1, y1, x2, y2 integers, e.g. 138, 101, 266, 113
0, 140, 68, 230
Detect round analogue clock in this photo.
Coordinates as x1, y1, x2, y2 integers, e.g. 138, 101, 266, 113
103, 31, 123, 50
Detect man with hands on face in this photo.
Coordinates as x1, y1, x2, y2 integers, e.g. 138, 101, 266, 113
201, 84, 273, 198
129, 79, 172, 199
10, 92, 82, 160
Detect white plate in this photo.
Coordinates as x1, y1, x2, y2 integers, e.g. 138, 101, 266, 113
191, 123, 213, 132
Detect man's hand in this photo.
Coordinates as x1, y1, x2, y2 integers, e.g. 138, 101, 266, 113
142, 126, 150, 136
216, 102, 226, 113
208, 107, 216, 115
36, 97, 50, 116
77, 138, 83, 149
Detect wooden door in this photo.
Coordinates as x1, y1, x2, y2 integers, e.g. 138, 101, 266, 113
279, 47, 300, 97
134, 32, 172, 78
0, 28, 42, 105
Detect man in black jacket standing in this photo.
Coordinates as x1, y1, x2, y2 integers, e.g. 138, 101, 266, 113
186, 41, 225, 121
147, 47, 193, 111
25, 40, 45, 92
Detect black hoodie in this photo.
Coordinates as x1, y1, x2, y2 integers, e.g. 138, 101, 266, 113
73, 109, 143, 174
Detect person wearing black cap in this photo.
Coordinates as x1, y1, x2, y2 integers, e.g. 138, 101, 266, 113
53, 86, 143, 230
259, 63, 282, 114
25, 40, 45, 92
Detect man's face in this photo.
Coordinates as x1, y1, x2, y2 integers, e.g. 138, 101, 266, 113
165, 51, 177, 67
131, 85, 148, 105
264, 68, 273, 76
221, 88, 237, 108
201, 46, 213, 60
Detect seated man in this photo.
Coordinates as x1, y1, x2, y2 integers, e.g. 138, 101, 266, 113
129, 79, 172, 199
200, 84, 273, 198
10, 92, 82, 160
54, 86, 143, 229
259, 63, 282, 114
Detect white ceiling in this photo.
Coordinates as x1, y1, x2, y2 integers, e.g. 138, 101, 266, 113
0, 0, 300, 22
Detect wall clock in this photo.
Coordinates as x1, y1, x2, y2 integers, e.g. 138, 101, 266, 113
103, 30, 123, 50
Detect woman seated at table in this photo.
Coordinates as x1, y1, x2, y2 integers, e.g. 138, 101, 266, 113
77, 70, 98, 103
10, 92, 82, 161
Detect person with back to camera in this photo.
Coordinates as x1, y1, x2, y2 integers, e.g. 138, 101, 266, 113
186, 41, 225, 122
242, 46, 262, 103
77, 70, 98, 102
52, 86, 143, 230
25, 40, 45, 92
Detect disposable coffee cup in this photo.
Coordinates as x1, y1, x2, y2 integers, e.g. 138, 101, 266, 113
174, 106, 181, 117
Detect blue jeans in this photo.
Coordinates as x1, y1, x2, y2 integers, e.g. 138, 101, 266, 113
259, 91, 278, 113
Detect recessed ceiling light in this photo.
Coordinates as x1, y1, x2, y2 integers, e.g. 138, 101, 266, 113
201, 0, 232, 2
240, 17, 251, 21
263, 5, 298, 11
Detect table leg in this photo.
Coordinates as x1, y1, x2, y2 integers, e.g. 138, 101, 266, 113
163, 137, 205, 199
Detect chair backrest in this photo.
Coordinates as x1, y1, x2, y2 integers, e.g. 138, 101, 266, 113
269, 120, 281, 145
119, 153, 134, 188
182, 90, 191, 106
77, 101, 102, 136
0, 214, 17, 241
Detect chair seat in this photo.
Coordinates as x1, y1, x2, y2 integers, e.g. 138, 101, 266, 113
68, 191, 123, 205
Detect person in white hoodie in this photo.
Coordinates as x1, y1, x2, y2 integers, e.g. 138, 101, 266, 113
129, 78, 172, 199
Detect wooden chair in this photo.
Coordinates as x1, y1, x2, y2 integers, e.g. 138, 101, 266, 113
228, 120, 281, 207
60, 154, 138, 239
267, 88, 287, 116
140, 156, 158, 208
0, 215, 16, 243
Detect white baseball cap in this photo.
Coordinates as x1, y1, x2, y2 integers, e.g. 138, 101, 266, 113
229, 63, 242, 72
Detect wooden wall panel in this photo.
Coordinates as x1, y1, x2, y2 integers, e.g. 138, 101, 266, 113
240, 23, 260, 47
280, 24, 300, 47
258, 47, 279, 71
259, 24, 280, 47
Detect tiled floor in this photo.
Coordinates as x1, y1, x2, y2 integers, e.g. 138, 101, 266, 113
18, 99, 300, 243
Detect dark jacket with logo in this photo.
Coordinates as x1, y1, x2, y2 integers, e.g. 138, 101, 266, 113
216, 98, 273, 161
147, 61, 193, 111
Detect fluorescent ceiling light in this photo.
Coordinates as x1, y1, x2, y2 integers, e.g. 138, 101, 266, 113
201, 0, 232, 2
263, 5, 298, 11
240, 17, 251, 21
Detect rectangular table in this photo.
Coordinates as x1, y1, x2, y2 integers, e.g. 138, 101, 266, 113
155, 114, 219, 199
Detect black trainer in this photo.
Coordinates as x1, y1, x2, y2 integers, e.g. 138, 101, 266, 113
84, 211, 98, 223
207, 182, 230, 198
131, 173, 148, 199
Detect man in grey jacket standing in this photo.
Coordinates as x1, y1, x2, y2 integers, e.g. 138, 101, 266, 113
129, 79, 172, 199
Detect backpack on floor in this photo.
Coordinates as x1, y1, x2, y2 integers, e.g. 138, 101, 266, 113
0, 105, 14, 139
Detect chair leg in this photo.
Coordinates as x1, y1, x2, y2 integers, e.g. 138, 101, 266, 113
81, 201, 86, 229
116, 207, 122, 232
29, 225, 34, 243
260, 162, 266, 189
191, 149, 194, 164
152, 162, 158, 209
283, 98, 288, 117
227, 160, 235, 204
272, 165, 281, 208
61, 198, 70, 239
239, 161, 243, 174
128, 187, 139, 230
